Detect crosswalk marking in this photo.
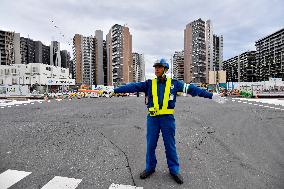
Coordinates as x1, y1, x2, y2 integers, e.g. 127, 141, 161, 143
41, 176, 82, 189
109, 183, 143, 189
0, 169, 32, 189
0, 169, 143, 189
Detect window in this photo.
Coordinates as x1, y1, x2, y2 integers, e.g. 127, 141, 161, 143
32, 67, 38, 73
12, 78, 18, 85
5, 69, 10, 75
11, 68, 17, 74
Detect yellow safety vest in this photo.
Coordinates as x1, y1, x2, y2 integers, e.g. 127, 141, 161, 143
148, 77, 174, 116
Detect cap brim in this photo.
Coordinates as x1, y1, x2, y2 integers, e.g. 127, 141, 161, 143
153, 63, 163, 67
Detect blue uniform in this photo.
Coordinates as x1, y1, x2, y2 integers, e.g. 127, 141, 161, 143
114, 78, 213, 174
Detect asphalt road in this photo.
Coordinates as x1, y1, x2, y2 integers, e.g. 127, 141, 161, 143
0, 96, 283, 189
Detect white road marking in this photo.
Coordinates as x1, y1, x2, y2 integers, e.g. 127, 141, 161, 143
109, 183, 143, 189
41, 176, 82, 189
0, 169, 32, 189
233, 98, 284, 106
229, 98, 284, 111
0, 100, 44, 108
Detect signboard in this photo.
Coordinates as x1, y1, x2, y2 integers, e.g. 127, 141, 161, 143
47, 79, 75, 85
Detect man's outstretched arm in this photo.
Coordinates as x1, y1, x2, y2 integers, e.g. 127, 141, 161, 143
177, 81, 225, 103
114, 81, 147, 94
177, 81, 213, 99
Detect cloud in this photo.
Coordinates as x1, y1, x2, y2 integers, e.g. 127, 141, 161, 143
1, 0, 283, 75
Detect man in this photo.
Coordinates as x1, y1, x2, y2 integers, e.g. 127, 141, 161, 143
111, 58, 225, 184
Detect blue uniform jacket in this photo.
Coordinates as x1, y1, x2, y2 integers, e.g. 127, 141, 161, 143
114, 78, 213, 109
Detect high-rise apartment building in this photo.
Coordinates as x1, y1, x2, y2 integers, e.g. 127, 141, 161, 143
103, 40, 108, 85
94, 30, 104, 85
69, 60, 75, 79
60, 50, 70, 69
184, 19, 207, 83
213, 35, 223, 71
0, 30, 20, 65
73, 34, 82, 84
73, 34, 95, 85
20, 37, 36, 64
206, 20, 213, 77
132, 53, 145, 82
50, 41, 61, 67
173, 51, 184, 80
184, 18, 223, 83
106, 24, 132, 86
223, 51, 257, 82
34, 41, 50, 65
13, 33, 21, 64
1, 28, 70, 72
255, 28, 284, 81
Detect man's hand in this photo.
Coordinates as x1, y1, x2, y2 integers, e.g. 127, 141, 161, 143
212, 93, 226, 104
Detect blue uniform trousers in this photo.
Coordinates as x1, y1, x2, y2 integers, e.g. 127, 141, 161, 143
146, 114, 180, 175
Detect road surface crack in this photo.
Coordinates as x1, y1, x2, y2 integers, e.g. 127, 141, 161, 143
96, 130, 136, 186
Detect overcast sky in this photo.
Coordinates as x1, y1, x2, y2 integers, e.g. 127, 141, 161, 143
1, 0, 283, 78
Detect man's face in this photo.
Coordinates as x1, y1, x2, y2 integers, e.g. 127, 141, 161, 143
155, 65, 164, 77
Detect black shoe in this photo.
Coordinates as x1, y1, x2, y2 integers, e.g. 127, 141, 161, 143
170, 173, 184, 184
140, 170, 155, 179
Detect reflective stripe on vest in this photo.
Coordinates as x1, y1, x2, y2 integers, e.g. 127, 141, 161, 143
150, 77, 174, 116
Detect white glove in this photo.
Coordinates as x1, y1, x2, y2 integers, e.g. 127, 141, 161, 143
212, 93, 226, 104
